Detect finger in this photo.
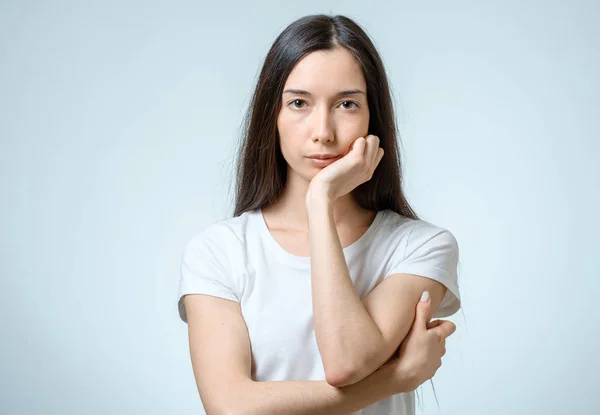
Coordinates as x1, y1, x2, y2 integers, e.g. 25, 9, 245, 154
365, 135, 379, 164
350, 137, 366, 156
426, 319, 445, 330
432, 321, 456, 340
369, 137, 382, 169
376, 147, 384, 167
414, 291, 431, 331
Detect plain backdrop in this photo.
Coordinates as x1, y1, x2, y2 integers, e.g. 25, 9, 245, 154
1, 1, 599, 414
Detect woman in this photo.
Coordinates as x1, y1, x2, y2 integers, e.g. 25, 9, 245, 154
178, 14, 461, 415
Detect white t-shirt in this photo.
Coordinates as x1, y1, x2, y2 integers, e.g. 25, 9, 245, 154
178, 208, 461, 415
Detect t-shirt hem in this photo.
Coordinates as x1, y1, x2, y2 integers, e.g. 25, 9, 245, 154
384, 264, 461, 318
177, 284, 240, 323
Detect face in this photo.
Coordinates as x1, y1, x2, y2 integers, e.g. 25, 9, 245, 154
277, 46, 370, 182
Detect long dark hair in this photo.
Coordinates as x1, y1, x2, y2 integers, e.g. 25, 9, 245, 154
231, 14, 419, 221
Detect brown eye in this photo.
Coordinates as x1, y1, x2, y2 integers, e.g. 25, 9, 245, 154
289, 99, 307, 109
340, 101, 359, 109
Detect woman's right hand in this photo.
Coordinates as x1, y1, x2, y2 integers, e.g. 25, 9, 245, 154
382, 291, 457, 393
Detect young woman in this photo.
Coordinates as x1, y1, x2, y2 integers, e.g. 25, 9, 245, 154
178, 14, 461, 415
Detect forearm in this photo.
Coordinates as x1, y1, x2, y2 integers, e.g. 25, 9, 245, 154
229, 364, 401, 415
307, 199, 384, 383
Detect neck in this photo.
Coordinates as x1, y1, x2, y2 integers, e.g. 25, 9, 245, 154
262, 171, 369, 232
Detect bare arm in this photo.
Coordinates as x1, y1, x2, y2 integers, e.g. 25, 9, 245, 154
231, 363, 400, 415
183, 294, 410, 415
307, 201, 385, 386
306, 198, 450, 387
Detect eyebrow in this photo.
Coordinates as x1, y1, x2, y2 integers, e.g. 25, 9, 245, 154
282, 88, 366, 97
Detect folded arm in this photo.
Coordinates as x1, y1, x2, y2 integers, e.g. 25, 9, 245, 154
183, 294, 411, 415
307, 203, 447, 387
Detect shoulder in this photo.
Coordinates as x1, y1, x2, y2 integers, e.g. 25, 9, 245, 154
381, 210, 458, 252
184, 210, 256, 256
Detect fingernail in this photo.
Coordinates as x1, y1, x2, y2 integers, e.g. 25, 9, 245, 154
420, 291, 430, 302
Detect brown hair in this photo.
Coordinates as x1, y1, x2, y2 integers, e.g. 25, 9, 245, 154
231, 14, 419, 220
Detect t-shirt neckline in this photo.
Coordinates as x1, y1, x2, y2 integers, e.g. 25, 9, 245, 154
256, 208, 386, 268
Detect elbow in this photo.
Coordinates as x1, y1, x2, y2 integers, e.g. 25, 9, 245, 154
325, 365, 358, 388
323, 355, 354, 388
325, 371, 350, 388
324, 350, 378, 388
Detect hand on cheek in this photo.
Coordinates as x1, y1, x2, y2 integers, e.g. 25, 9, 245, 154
306, 134, 384, 206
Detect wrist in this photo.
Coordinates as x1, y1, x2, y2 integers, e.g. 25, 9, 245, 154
383, 361, 417, 395
306, 185, 334, 211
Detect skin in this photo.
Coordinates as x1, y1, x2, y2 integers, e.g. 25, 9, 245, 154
181, 46, 458, 414
260, 45, 456, 388
262, 46, 378, 238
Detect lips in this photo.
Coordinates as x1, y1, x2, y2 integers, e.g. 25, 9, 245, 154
307, 154, 339, 160
308, 156, 340, 168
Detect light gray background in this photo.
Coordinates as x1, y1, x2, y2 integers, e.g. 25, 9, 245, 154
1, 1, 599, 414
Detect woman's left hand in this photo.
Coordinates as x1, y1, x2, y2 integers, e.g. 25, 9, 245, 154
306, 134, 384, 207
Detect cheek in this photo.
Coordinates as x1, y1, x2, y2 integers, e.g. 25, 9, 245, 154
279, 137, 303, 164
278, 115, 306, 157
338, 113, 369, 135
279, 112, 307, 133
336, 124, 369, 152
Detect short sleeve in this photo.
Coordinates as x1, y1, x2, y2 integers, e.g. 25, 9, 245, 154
177, 228, 240, 323
385, 221, 461, 318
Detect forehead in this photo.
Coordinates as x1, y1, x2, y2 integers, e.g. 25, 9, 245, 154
283, 47, 366, 93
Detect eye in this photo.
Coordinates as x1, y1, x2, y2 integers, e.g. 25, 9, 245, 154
287, 99, 359, 110
340, 100, 359, 110
289, 99, 307, 109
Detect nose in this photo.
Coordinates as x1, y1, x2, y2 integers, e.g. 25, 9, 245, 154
312, 106, 334, 143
